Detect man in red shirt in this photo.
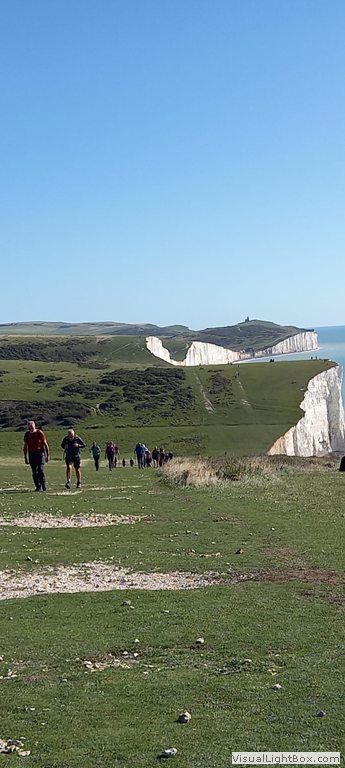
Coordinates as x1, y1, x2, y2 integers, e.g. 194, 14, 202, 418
23, 420, 50, 491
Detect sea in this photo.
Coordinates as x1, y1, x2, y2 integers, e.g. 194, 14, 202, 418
251, 325, 345, 403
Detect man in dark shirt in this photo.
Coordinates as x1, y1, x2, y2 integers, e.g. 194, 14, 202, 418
23, 420, 50, 491
61, 428, 85, 489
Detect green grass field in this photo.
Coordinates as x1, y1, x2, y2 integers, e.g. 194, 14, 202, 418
0, 339, 342, 766
0, 461, 344, 766
0, 337, 334, 458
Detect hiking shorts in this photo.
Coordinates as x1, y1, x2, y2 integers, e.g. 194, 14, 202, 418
66, 456, 80, 469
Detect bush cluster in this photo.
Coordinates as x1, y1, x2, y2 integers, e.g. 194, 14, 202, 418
0, 400, 91, 429
99, 368, 196, 422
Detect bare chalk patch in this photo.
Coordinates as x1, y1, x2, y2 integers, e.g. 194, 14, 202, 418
49, 491, 81, 496
82, 653, 139, 672
0, 513, 152, 529
0, 562, 217, 600
0, 486, 29, 493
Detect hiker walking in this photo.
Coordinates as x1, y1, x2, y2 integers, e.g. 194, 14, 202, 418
61, 429, 85, 489
105, 440, 116, 470
134, 442, 146, 469
152, 446, 159, 468
23, 420, 49, 491
91, 441, 101, 471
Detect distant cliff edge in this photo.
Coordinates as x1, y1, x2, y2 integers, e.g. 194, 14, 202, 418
146, 330, 318, 367
268, 365, 345, 457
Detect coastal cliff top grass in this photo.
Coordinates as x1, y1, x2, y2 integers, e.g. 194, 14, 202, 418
0, 345, 334, 457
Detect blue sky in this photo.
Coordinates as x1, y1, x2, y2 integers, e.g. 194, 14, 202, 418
1, 0, 344, 329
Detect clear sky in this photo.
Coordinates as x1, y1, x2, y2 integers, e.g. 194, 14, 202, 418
1, 0, 344, 330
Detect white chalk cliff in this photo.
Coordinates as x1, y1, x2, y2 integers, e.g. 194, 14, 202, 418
146, 331, 318, 367
254, 331, 318, 357
146, 336, 178, 365
184, 341, 241, 366
268, 365, 345, 457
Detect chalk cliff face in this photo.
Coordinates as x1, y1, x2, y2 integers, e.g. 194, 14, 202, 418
255, 331, 318, 358
184, 341, 241, 366
146, 331, 318, 367
146, 336, 178, 365
268, 365, 345, 457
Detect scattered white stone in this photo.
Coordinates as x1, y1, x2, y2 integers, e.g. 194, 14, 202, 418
195, 637, 205, 646
159, 747, 177, 758
0, 737, 30, 756
316, 710, 326, 717
272, 683, 282, 690
178, 711, 191, 723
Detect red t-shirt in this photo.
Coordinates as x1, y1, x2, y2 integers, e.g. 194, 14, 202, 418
24, 429, 46, 453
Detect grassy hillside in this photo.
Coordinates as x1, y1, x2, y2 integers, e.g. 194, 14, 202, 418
0, 319, 314, 354
0, 334, 334, 457
0, 335, 168, 365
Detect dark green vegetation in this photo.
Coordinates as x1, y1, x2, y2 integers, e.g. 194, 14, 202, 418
0, 399, 91, 430
0, 336, 162, 364
99, 368, 195, 422
0, 318, 313, 353
0, 334, 333, 456
0, 462, 344, 767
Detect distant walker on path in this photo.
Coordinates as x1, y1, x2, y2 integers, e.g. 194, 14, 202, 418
23, 420, 49, 492
91, 441, 101, 471
105, 441, 116, 470
134, 442, 146, 469
61, 429, 85, 489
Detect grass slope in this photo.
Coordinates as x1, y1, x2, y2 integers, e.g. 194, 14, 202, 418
0, 343, 333, 456
0, 462, 344, 767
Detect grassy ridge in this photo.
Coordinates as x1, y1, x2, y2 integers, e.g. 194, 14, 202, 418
0, 318, 313, 353
162, 319, 312, 353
